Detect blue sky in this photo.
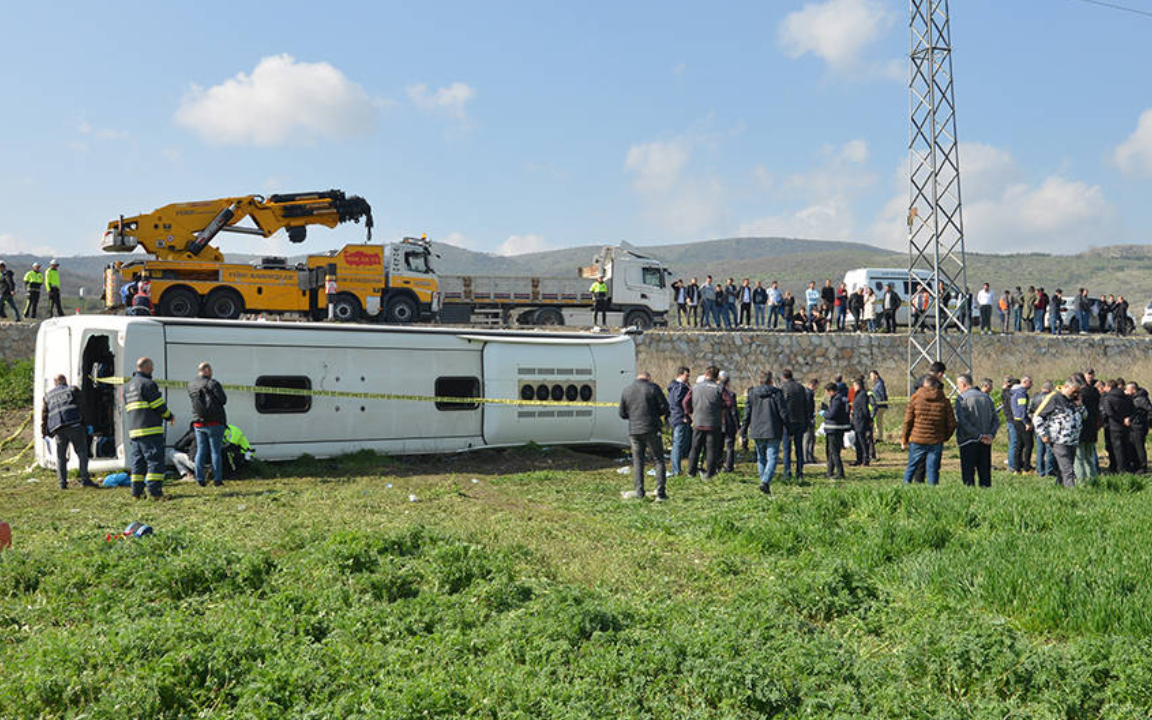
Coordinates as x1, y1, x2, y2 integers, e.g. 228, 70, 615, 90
1, 0, 1151, 259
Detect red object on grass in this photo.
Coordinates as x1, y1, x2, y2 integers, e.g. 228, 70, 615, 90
0, 521, 12, 550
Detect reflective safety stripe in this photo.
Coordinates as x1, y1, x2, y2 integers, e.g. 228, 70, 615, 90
129, 426, 164, 438
148, 397, 167, 408
130, 475, 145, 483
125, 401, 150, 411
145, 473, 164, 482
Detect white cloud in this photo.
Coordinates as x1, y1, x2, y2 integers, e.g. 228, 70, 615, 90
624, 138, 725, 236
624, 139, 689, 194
868, 142, 1120, 253
498, 234, 553, 256
78, 119, 129, 140
439, 232, 479, 251
839, 139, 869, 164
778, 0, 895, 73
0, 232, 58, 256
407, 82, 476, 120
162, 148, 182, 164
737, 198, 856, 241
1113, 108, 1152, 177
175, 54, 376, 146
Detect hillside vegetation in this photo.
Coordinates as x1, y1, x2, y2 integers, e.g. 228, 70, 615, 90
4, 440, 1152, 718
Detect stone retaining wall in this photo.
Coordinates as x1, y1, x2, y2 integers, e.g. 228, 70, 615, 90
0, 321, 38, 363
635, 330, 1152, 395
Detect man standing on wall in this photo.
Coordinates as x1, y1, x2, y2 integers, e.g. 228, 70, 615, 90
619, 371, 669, 501
976, 283, 993, 335
23, 262, 43, 319
589, 275, 609, 327
125, 357, 175, 500
46, 260, 65, 317
700, 276, 716, 329
738, 278, 753, 328
882, 283, 900, 334
0, 261, 21, 321
752, 281, 768, 328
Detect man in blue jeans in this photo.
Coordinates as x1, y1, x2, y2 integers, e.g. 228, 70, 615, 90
901, 375, 957, 485
666, 366, 692, 477
188, 361, 228, 487
741, 371, 788, 494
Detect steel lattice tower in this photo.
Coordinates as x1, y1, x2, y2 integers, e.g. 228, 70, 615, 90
907, 0, 971, 395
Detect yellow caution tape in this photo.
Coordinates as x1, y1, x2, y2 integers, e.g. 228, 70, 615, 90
92, 376, 619, 408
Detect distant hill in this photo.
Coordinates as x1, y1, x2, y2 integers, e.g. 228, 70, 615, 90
6, 238, 1152, 306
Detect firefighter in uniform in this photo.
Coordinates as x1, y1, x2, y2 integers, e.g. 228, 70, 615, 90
23, 262, 43, 319
46, 259, 64, 317
125, 357, 174, 500
41, 374, 96, 489
590, 275, 608, 327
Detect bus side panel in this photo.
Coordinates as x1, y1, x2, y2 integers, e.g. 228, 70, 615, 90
589, 341, 632, 445
482, 343, 599, 446
159, 341, 484, 458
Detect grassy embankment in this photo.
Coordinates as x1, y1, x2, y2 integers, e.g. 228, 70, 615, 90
3, 359, 1152, 718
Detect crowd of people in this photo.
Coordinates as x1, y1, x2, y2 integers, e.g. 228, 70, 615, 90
667, 276, 1141, 336
617, 361, 1151, 499
0, 259, 67, 320
42, 359, 254, 498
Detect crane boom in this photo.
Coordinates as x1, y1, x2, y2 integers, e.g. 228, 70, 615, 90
102, 190, 373, 262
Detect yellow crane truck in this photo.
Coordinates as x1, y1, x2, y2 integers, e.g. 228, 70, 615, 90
102, 191, 438, 322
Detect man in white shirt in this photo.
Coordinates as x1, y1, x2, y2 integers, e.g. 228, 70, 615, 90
976, 283, 994, 335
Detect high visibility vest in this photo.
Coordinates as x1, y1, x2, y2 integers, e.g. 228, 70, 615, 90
46, 268, 61, 289
24, 270, 43, 288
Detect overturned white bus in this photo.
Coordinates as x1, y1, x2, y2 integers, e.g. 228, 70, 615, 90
34, 316, 634, 473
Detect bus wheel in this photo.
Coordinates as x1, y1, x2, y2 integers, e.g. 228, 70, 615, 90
159, 287, 201, 318
534, 308, 564, 326
385, 296, 418, 324
330, 293, 362, 322
624, 309, 653, 329
204, 288, 245, 320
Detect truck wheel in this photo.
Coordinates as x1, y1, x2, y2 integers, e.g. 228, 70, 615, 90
204, 288, 245, 320
624, 309, 653, 329
534, 308, 564, 326
159, 287, 200, 318
385, 296, 418, 324
330, 293, 361, 322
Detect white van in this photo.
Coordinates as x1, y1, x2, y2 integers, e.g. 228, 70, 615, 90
842, 268, 969, 327
35, 316, 634, 473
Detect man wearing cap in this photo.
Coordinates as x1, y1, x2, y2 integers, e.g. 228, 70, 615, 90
23, 262, 43, 318
0, 261, 20, 321
46, 259, 64, 317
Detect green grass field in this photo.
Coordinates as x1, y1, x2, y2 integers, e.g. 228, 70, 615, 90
3, 428, 1152, 719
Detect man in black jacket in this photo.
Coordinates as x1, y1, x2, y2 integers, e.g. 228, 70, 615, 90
666, 366, 692, 477
1075, 371, 1101, 484
188, 361, 228, 487
1101, 379, 1135, 473
41, 374, 96, 489
619, 371, 669, 500
779, 368, 809, 480
1126, 382, 1150, 473
1115, 296, 1130, 336
741, 371, 788, 494
850, 377, 873, 466
0, 261, 21, 320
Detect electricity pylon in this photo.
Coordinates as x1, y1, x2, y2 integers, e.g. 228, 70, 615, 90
907, 0, 972, 396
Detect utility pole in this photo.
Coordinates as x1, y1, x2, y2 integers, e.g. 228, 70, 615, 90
907, 0, 971, 396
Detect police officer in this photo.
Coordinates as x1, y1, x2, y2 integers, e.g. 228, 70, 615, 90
589, 275, 608, 327
125, 357, 174, 500
23, 262, 43, 318
46, 259, 64, 317
41, 374, 96, 489
0, 261, 20, 320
